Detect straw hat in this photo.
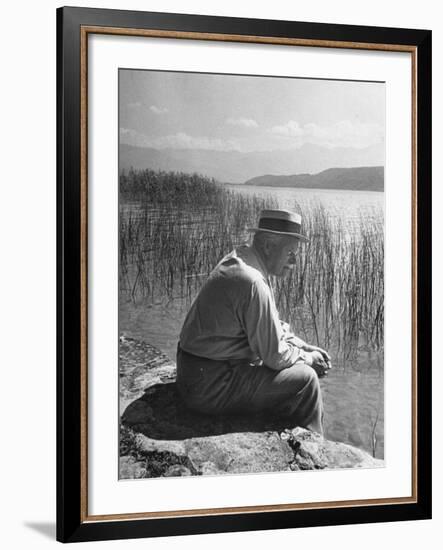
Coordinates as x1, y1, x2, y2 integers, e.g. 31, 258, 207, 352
249, 209, 309, 242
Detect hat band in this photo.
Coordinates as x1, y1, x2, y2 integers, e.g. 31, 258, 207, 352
258, 217, 302, 234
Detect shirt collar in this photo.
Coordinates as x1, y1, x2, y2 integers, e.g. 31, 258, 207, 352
234, 244, 270, 280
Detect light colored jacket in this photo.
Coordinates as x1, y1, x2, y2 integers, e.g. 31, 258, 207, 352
179, 245, 304, 370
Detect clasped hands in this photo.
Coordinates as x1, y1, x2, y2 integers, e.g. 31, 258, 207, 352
300, 343, 332, 378
286, 334, 332, 377
282, 323, 332, 378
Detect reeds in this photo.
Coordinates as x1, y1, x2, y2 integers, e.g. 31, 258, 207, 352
120, 169, 384, 358
275, 204, 384, 359
120, 168, 225, 206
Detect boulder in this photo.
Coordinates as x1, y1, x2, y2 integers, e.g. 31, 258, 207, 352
119, 335, 383, 478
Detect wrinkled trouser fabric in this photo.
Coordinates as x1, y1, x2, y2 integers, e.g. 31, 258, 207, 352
176, 346, 324, 435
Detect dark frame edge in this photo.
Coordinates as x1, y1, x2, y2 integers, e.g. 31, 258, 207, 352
56, 6, 65, 543
57, 6, 83, 543
59, 5, 431, 44
61, 501, 431, 543
416, 29, 432, 521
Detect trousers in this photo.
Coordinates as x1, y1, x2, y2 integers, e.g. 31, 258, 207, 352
176, 346, 324, 435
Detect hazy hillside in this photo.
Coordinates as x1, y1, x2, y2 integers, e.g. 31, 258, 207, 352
119, 143, 385, 183
244, 166, 384, 192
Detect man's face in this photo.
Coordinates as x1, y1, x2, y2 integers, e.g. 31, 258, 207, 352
265, 236, 300, 277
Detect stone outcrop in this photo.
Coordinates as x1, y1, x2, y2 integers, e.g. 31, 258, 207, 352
119, 335, 384, 479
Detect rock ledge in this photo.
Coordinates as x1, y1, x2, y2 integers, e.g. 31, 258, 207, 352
119, 335, 384, 478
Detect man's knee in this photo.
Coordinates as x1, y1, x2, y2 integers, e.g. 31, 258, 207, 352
286, 363, 319, 387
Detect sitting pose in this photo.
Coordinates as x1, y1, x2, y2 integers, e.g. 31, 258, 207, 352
177, 209, 331, 434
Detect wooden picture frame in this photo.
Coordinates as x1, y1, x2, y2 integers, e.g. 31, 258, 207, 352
57, 6, 431, 543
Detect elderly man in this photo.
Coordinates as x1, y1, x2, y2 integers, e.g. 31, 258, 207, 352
176, 209, 331, 435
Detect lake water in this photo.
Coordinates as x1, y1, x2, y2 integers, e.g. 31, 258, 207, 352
120, 186, 385, 460
227, 184, 384, 232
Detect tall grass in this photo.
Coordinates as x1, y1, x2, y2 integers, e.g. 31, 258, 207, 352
120, 168, 225, 205
275, 205, 384, 359
120, 168, 384, 358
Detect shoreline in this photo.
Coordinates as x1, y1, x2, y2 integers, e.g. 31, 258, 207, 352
119, 335, 384, 479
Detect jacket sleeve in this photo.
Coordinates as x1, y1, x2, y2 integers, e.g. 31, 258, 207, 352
280, 320, 308, 348
242, 278, 304, 370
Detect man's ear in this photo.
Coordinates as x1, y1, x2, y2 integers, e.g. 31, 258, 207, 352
261, 238, 271, 257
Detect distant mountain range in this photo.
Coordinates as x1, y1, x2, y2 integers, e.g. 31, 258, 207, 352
120, 142, 385, 183
244, 166, 384, 192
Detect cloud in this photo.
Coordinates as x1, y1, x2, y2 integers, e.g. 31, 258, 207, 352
226, 117, 259, 128
127, 101, 142, 109
270, 120, 304, 138
149, 105, 169, 115
269, 120, 384, 149
120, 128, 241, 151
120, 128, 138, 139
120, 119, 384, 153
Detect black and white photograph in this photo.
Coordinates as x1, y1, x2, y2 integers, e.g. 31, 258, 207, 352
118, 69, 385, 479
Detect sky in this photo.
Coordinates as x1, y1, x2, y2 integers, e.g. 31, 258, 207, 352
119, 69, 385, 159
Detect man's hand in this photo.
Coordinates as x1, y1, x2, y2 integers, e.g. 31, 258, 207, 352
285, 333, 332, 376
304, 350, 332, 378
301, 343, 331, 364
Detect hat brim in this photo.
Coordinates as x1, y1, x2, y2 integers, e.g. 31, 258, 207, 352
248, 227, 309, 242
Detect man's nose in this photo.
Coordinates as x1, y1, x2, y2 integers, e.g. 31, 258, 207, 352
288, 251, 297, 264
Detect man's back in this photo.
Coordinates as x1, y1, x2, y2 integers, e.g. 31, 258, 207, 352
179, 245, 267, 362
